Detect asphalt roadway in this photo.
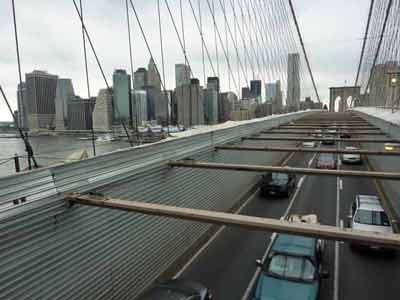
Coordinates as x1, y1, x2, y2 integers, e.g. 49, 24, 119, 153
177, 134, 400, 299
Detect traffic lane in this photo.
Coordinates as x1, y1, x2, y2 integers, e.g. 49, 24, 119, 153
180, 151, 310, 299
339, 161, 400, 300
287, 150, 338, 300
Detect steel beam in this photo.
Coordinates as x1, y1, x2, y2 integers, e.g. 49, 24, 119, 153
277, 126, 380, 130
65, 193, 400, 248
261, 131, 385, 135
169, 160, 400, 180
215, 145, 400, 156
243, 136, 398, 143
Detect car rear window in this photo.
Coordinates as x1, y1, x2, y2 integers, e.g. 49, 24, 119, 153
268, 254, 315, 281
319, 155, 334, 162
354, 209, 391, 226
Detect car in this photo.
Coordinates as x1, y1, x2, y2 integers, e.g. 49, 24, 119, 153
260, 173, 296, 197
340, 131, 351, 139
321, 135, 335, 145
136, 279, 212, 300
384, 143, 400, 152
316, 154, 337, 169
347, 195, 394, 252
254, 214, 329, 300
312, 130, 323, 138
342, 146, 362, 164
302, 141, 317, 148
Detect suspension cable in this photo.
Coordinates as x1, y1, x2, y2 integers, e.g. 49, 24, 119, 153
71, 0, 132, 146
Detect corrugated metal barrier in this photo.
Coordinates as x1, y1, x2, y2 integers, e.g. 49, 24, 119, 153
0, 112, 313, 300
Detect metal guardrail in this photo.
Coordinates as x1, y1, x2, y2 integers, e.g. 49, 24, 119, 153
0, 111, 311, 300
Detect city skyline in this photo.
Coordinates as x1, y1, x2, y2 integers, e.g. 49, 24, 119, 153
0, 0, 370, 121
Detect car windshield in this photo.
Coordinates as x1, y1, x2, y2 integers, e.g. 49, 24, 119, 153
271, 173, 289, 184
267, 254, 316, 282
354, 209, 391, 226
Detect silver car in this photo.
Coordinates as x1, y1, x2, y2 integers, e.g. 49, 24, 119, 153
348, 195, 394, 251
342, 146, 362, 164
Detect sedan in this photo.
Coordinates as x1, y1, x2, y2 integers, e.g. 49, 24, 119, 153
316, 154, 337, 169
342, 146, 362, 164
136, 279, 212, 300
302, 141, 317, 148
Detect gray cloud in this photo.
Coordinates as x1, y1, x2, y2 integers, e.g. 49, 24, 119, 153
0, 0, 369, 120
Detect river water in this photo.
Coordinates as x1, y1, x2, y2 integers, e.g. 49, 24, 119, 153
0, 135, 134, 178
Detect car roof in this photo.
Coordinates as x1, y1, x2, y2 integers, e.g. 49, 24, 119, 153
272, 234, 316, 257
345, 146, 358, 150
356, 195, 384, 212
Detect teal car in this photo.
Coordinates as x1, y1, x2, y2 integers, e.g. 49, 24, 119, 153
254, 216, 329, 300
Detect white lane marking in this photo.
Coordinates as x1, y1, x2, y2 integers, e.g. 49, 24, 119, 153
241, 154, 315, 300
339, 179, 343, 190
174, 187, 259, 278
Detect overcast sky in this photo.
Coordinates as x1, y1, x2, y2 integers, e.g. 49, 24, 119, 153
0, 0, 369, 121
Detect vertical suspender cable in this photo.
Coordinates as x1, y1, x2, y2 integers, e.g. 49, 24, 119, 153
79, 0, 96, 156
198, 0, 206, 85
157, 0, 170, 135
72, 0, 133, 146
212, 0, 220, 78
288, 0, 321, 103
125, 0, 139, 142
10, 0, 38, 169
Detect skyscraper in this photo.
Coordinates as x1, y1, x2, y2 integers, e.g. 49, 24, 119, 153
205, 77, 220, 125
250, 80, 262, 102
132, 90, 148, 126
287, 53, 301, 111
17, 82, 27, 129
67, 96, 96, 130
134, 68, 148, 90
25, 70, 58, 130
266, 80, 283, 113
175, 78, 204, 127
219, 92, 237, 122
55, 78, 75, 130
113, 69, 131, 122
175, 64, 191, 88
148, 58, 161, 90
93, 88, 113, 131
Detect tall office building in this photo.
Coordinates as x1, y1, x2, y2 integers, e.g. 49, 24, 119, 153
287, 53, 301, 111
219, 92, 237, 122
67, 96, 96, 130
25, 70, 58, 130
17, 82, 28, 129
132, 90, 148, 126
175, 78, 204, 127
113, 69, 131, 122
175, 64, 191, 88
207, 77, 220, 92
241, 87, 251, 99
93, 88, 113, 131
204, 89, 219, 125
55, 78, 75, 130
134, 68, 148, 90
266, 80, 283, 113
250, 80, 262, 102
148, 58, 161, 91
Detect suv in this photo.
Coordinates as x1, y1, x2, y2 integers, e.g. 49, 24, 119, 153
342, 146, 362, 164
260, 173, 296, 197
254, 215, 329, 300
347, 195, 394, 251
136, 279, 212, 300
